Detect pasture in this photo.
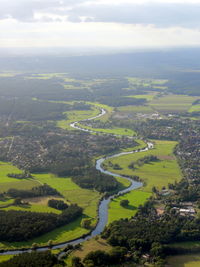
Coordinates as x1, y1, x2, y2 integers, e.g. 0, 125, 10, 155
108, 190, 151, 224
35, 174, 101, 220
167, 254, 200, 267
57, 107, 100, 130
0, 161, 40, 193
117, 105, 154, 114
150, 94, 199, 113
189, 104, 200, 112
127, 77, 168, 90
103, 140, 182, 192
76, 123, 136, 136
68, 237, 112, 263
127, 94, 156, 101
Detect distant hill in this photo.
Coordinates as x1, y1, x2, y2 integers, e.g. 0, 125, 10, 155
1, 47, 200, 76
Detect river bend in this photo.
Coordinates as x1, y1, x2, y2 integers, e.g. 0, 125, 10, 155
1, 108, 153, 255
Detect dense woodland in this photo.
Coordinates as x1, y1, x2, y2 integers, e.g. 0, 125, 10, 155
7, 184, 60, 199
0, 204, 82, 242
0, 251, 63, 267
72, 168, 119, 192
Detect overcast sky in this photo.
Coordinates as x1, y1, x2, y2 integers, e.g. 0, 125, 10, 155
1, 0, 200, 50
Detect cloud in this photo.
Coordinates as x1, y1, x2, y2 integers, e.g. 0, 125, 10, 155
0, 0, 200, 28
68, 3, 200, 28
0, 0, 86, 21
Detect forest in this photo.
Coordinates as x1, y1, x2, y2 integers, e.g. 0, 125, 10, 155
0, 204, 82, 242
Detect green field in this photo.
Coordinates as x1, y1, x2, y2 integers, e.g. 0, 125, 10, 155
127, 77, 168, 90
127, 94, 156, 101
150, 94, 199, 113
35, 174, 100, 221
103, 140, 182, 192
3, 203, 61, 214
76, 123, 136, 136
67, 237, 112, 265
0, 173, 101, 250
86, 102, 114, 122
108, 190, 151, 223
189, 104, 200, 113
57, 107, 100, 130
167, 254, 200, 267
25, 73, 69, 80
0, 161, 40, 193
170, 241, 200, 250
122, 139, 147, 152
0, 255, 14, 263
117, 105, 154, 113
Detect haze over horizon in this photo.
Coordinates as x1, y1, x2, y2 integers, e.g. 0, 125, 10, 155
1, 0, 200, 55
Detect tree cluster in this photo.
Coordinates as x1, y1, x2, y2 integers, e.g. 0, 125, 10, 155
48, 199, 68, 210
7, 184, 60, 199
0, 204, 82, 242
72, 168, 119, 192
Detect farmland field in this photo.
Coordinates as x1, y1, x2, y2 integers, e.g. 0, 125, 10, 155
0, 161, 40, 193
150, 94, 199, 113
167, 254, 200, 267
189, 104, 200, 112
76, 123, 136, 136
103, 140, 182, 192
108, 190, 151, 223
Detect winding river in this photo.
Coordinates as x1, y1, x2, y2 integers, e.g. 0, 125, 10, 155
1, 108, 153, 255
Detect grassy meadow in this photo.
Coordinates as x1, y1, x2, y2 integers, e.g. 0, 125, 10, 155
150, 94, 199, 113
66, 237, 112, 265
76, 123, 136, 136
0, 173, 101, 250
108, 191, 151, 224
189, 104, 200, 113
57, 107, 100, 130
167, 254, 200, 267
0, 161, 40, 193
103, 140, 182, 193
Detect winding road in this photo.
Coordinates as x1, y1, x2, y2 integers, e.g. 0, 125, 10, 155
1, 107, 153, 255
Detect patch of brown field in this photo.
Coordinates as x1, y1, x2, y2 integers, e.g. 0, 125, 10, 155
158, 155, 175, 160
72, 238, 112, 260
22, 196, 65, 205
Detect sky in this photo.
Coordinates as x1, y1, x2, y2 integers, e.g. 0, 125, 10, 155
1, 0, 200, 51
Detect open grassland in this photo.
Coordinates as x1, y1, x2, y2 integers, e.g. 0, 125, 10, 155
108, 191, 151, 224
127, 77, 168, 89
127, 94, 156, 101
0, 72, 20, 77
57, 107, 100, 130
170, 241, 200, 250
150, 94, 199, 113
0, 198, 13, 208
1, 196, 67, 214
189, 104, 200, 112
3, 203, 61, 214
25, 73, 69, 80
103, 140, 182, 192
167, 254, 200, 267
77, 123, 136, 136
35, 174, 101, 221
117, 105, 154, 114
67, 237, 112, 265
86, 102, 114, 122
0, 255, 14, 263
0, 161, 40, 193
